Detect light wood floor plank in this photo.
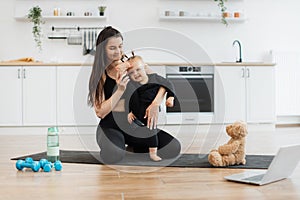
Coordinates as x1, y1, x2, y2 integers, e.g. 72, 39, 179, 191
1, 126, 300, 199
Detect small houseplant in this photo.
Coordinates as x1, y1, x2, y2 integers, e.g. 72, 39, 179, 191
27, 6, 44, 51
214, 0, 228, 25
98, 6, 106, 16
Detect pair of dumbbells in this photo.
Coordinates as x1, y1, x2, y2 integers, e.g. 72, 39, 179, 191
39, 158, 62, 172
16, 157, 62, 172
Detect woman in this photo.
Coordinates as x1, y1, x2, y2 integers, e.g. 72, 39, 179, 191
88, 26, 181, 164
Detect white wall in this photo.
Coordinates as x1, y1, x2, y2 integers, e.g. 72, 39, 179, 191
1, 0, 300, 63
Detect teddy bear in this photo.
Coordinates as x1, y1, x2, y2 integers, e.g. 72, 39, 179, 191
208, 121, 248, 167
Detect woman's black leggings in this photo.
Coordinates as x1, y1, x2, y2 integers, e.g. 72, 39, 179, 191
96, 124, 181, 164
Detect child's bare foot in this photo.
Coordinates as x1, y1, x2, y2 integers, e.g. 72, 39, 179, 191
149, 148, 162, 161
150, 153, 162, 161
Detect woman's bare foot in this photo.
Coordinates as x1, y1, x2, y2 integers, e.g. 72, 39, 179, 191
149, 148, 162, 161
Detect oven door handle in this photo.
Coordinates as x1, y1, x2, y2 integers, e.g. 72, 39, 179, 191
167, 75, 213, 79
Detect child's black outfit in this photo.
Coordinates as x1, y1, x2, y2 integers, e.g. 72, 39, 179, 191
124, 73, 175, 148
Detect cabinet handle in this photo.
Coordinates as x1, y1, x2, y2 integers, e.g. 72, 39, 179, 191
23, 69, 26, 79
241, 68, 245, 78
17, 69, 21, 79
246, 68, 250, 78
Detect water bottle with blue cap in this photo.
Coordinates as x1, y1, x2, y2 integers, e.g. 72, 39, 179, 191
47, 127, 60, 162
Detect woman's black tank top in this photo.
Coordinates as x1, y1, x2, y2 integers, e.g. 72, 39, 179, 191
99, 71, 126, 129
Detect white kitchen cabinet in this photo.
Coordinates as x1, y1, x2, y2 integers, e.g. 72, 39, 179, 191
0, 66, 56, 126
0, 67, 22, 126
57, 66, 98, 126
23, 66, 57, 126
214, 66, 275, 124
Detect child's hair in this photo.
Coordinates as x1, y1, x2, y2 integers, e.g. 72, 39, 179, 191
125, 51, 144, 70
121, 51, 142, 61
127, 51, 136, 60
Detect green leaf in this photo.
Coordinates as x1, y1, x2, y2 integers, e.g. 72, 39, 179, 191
214, 0, 228, 26
27, 6, 44, 51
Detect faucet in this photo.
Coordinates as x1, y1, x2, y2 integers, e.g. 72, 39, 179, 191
232, 40, 242, 63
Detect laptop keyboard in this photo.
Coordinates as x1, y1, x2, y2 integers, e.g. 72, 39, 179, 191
242, 174, 265, 182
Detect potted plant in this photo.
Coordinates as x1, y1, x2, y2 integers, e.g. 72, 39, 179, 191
98, 6, 106, 16
27, 6, 44, 51
214, 0, 228, 25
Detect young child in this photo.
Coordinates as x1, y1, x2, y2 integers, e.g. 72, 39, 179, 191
125, 54, 175, 161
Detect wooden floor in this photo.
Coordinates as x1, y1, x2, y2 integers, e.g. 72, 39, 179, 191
1, 126, 300, 200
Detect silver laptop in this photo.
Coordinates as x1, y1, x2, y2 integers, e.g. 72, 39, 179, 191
224, 144, 300, 185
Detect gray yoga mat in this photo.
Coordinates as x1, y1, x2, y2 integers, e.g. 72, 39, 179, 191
11, 150, 274, 169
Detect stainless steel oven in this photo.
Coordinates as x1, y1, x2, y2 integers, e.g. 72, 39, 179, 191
165, 66, 214, 124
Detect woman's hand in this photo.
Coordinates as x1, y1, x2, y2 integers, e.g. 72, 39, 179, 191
144, 102, 160, 130
116, 71, 130, 92
144, 87, 166, 129
115, 61, 130, 74
115, 61, 130, 92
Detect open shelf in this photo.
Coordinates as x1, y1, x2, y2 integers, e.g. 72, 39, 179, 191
159, 15, 246, 23
15, 15, 107, 21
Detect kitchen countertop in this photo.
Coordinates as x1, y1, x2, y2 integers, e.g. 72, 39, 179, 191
0, 62, 91, 66
0, 61, 276, 66
213, 62, 276, 66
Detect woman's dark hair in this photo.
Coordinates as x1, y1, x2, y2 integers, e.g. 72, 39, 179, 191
88, 26, 123, 107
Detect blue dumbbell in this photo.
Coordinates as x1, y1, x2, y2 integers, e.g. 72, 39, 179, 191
39, 159, 53, 172
39, 159, 62, 172
16, 157, 41, 172
54, 160, 62, 171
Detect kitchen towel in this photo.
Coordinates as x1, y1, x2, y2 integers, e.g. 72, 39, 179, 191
11, 150, 274, 169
